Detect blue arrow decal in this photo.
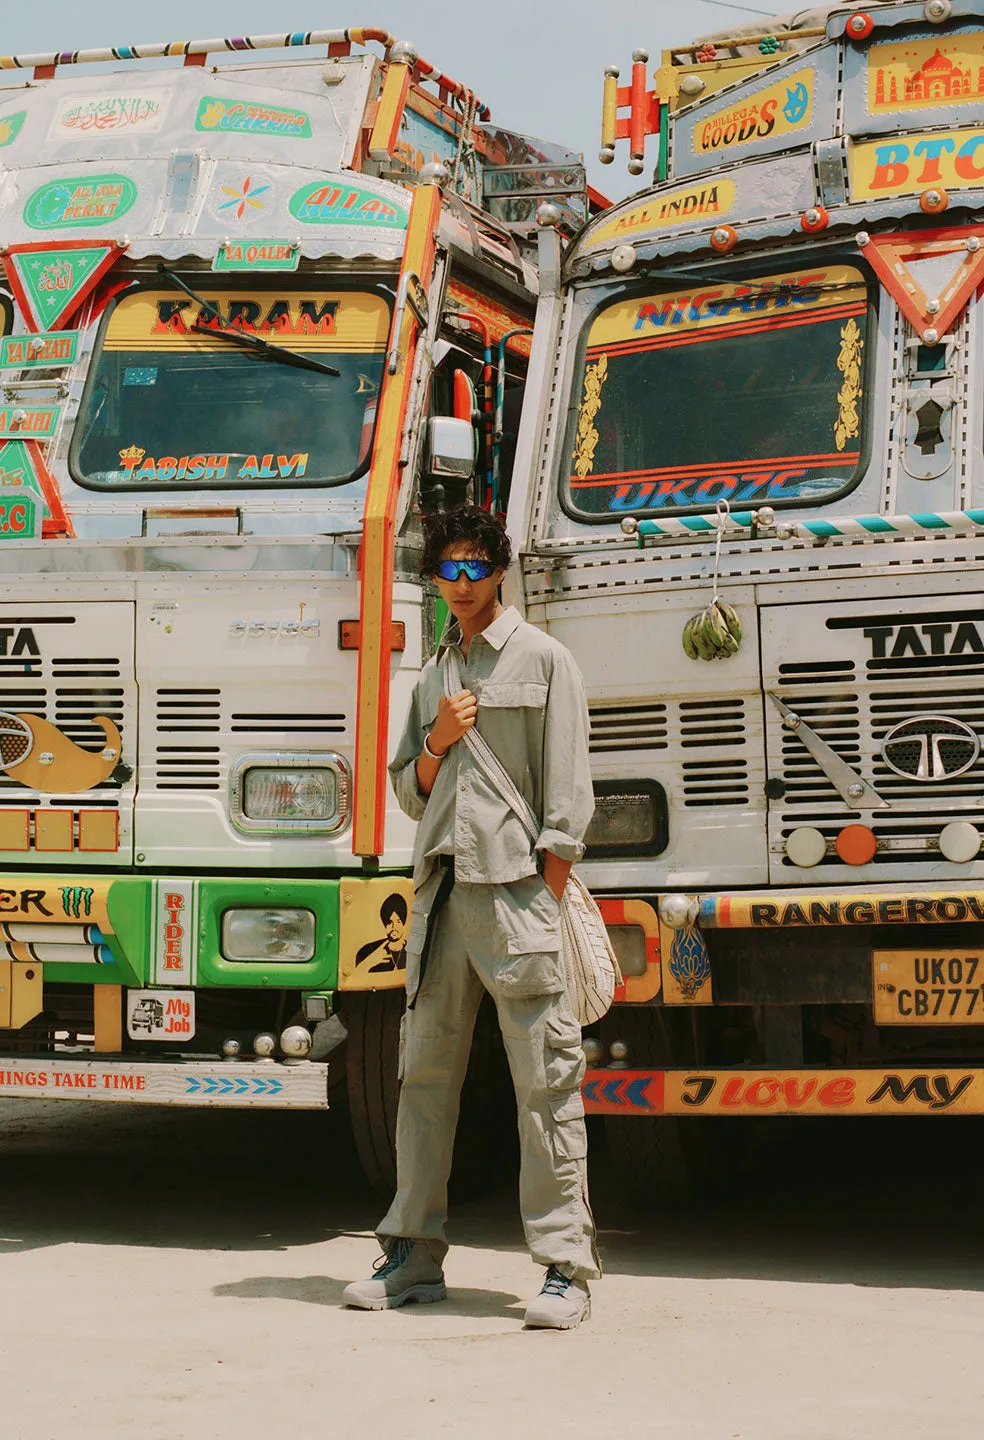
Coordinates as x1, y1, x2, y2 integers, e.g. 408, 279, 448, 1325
583, 1079, 600, 1104
601, 1078, 625, 1105
626, 1077, 654, 1109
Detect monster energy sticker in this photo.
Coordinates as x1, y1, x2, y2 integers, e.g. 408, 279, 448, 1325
62, 885, 94, 919
197, 96, 312, 138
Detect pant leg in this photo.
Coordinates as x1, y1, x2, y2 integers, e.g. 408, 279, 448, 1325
469, 881, 601, 1282
376, 883, 484, 1264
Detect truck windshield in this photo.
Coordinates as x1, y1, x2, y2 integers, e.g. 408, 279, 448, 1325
564, 263, 869, 520
73, 286, 390, 489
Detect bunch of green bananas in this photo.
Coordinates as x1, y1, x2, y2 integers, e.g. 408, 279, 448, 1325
682, 600, 742, 661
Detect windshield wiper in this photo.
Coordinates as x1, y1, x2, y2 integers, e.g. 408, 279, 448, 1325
155, 266, 340, 378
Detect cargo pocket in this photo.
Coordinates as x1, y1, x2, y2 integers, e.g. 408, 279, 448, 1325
494, 949, 566, 999
549, 1088, 588, 1161
545, 1014, 587, 1161
492, 875, 562, 957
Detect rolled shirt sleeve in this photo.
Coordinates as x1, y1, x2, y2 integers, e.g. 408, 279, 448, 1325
535, 647, 594, 863
388, 685, 429, 823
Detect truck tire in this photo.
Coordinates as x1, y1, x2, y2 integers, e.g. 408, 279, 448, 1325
344, 990, 518, 1201
599, 1007, 741, 1209
345, 990, 402, 1195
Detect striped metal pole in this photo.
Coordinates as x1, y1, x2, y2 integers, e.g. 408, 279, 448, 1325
624, 509, 984, 543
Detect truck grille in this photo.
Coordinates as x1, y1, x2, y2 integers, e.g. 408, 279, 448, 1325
152, 688, 348, 792
590, 698, 751, 808
771, 676, 984, 870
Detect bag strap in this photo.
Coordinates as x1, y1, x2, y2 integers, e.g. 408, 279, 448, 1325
442, 647, 540, 846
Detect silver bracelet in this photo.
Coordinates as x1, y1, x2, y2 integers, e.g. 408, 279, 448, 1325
422, 733, 446, 762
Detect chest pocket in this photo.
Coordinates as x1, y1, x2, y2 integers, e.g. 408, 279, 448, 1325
477, 681, 548, 710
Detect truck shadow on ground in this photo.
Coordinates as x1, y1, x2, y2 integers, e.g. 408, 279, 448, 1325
3, 1101, 984, 1297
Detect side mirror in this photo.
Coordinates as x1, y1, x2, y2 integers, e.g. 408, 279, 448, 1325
426, 415, 475, 481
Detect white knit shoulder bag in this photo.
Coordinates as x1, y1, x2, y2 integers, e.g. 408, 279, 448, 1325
443, 649, 621, 1026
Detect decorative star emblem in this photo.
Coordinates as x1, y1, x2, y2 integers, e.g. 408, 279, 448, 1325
218, 176, 270, 220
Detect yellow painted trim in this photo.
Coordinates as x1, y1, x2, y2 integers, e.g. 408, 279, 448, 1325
0, 959, 43, 1030
369, 61, 412, 160
0, 876, 114, 932
353, 181, 442, 856
93, 984, 122, 1053
601, 71, 618, 151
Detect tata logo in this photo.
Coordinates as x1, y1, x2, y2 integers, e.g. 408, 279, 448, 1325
864, 619, 984, 659
0, 627, 39, 657
881, 716, 980, 783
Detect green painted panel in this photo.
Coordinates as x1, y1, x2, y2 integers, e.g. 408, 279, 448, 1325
105, 875, 154, 985
196, 876, 340, 989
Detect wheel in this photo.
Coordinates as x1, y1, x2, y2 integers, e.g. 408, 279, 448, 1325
344, 990, 402, 1195
599, 1007, 745, 1209
343, 990, 519, 1201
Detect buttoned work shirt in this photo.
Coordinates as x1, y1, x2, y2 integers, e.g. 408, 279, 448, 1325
389, 607, 594, 887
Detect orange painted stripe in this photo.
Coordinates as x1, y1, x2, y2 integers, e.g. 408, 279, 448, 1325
569, 455, 859, 489
586, 302, 867, 359
353, 181, 441, 857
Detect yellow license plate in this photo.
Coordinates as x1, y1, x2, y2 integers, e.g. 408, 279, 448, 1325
873, 950, 984, 1024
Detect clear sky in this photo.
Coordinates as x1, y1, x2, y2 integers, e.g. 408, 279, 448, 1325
0, 0, 777, 201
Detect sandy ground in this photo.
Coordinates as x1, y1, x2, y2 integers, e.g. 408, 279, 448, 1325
1, 1100, 984, 1439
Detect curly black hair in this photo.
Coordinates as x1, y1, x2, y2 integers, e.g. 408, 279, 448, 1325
420, 505, 512, 577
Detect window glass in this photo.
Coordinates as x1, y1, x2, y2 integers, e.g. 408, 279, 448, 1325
73, 287, 390, 489
564, 264, 869, 520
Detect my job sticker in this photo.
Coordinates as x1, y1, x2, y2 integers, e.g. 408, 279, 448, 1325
126, 989, 196, 1041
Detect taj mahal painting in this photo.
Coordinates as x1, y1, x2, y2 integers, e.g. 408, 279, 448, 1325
871, 38, 984, 111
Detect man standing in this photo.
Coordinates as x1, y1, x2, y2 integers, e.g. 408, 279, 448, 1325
343, 506, 599, 1329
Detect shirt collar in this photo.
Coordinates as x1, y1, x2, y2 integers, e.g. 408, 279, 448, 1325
438, 605, 522, 660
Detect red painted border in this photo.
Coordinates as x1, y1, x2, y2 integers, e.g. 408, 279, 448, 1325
2, 241, 126, 333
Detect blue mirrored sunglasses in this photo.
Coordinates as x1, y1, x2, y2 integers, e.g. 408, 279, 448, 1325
434, 559, 495, 582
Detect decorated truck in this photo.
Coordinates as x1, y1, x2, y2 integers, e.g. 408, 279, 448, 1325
507, 0, 984, 1197
0, 24, 592, 1181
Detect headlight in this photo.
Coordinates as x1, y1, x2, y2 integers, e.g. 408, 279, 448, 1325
584, 781, 668, 857
221, 908, 316, 962
230, 752, 350, 835
245, 767, 336, 820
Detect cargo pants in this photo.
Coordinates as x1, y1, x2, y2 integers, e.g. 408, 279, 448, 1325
377, 870, 601, 1280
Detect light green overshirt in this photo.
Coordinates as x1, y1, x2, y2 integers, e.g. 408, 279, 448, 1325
389, 607, 594, 887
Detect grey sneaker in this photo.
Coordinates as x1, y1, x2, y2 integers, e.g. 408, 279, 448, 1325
342, 1238, 447, 1311
524, 1265, 591, 1330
